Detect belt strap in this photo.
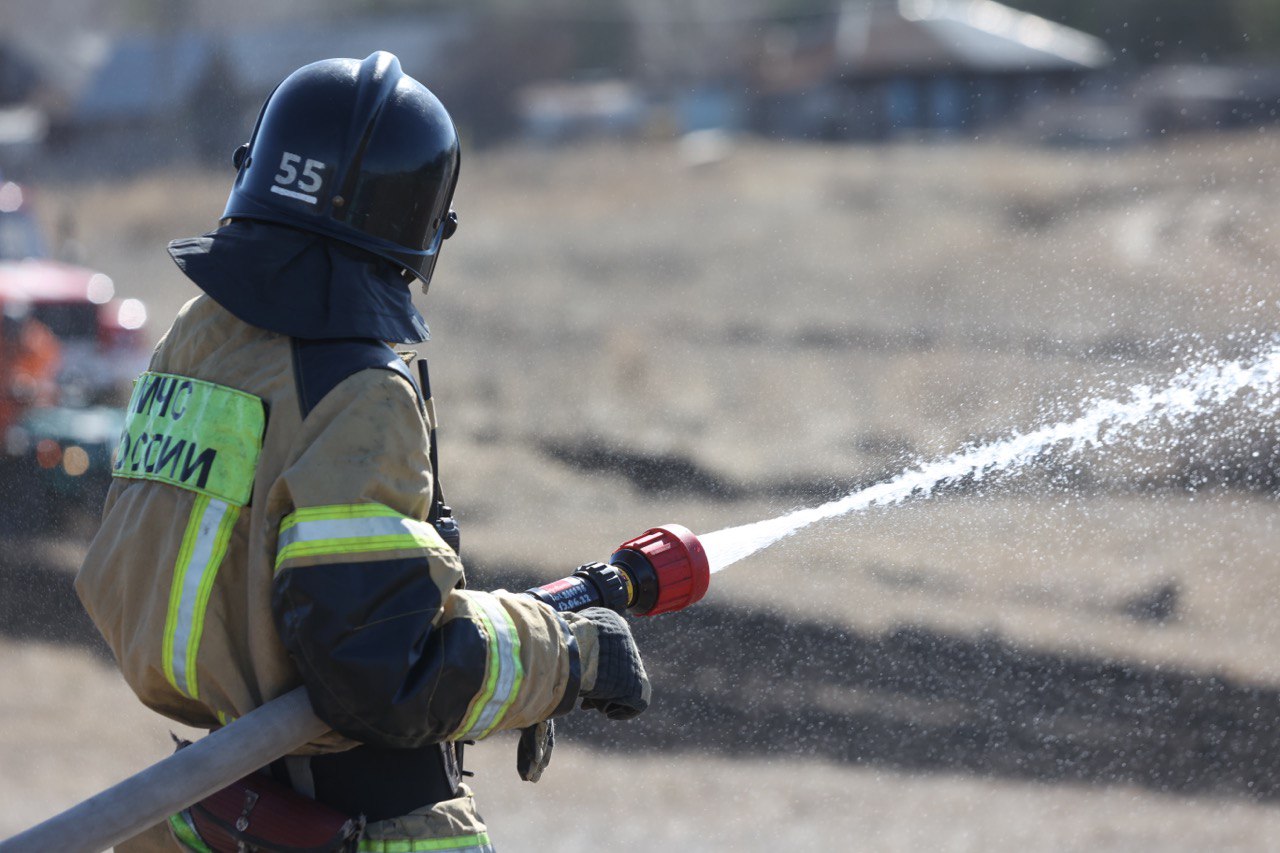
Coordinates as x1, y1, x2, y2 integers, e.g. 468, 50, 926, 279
274, 742, 462, 823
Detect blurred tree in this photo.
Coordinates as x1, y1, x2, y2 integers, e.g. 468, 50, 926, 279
352, 0, 634, 77
1234, 0, 1280, 56
437, 17, 574, 146
0, 43, 41, 106
756, 0, 839, 21
1007, 0, 1280, 62
123, 0, 195, 31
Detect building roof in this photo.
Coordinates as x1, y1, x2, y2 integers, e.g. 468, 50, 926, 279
221, 14, 467, 94
74, 32, 213, 122
71, 14, 469, 124
836, 0, 1111, 76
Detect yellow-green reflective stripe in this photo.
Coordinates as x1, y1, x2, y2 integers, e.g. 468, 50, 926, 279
475, 599, 524, 738
277, 533, 439, 565
162, 496, 205, 691
358, 831, 493, 852
275, 508, 445, 571
454, 605, 500, 738
184, 501, 238, 695
168, 812, 214, 853
279, 514, 438, 547
279, 502, 405, 534
162, 495, 238, 699
454, 596, 524, 740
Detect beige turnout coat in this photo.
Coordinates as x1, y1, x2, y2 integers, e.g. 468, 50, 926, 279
77, 295, 598, 850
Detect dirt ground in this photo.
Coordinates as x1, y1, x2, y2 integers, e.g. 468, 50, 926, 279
6, 135, 1280, 849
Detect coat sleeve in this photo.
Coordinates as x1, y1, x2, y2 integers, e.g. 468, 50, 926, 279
270, 367, 586, 749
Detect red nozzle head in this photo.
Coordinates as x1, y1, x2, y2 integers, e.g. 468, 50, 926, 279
611, 524, 710, 616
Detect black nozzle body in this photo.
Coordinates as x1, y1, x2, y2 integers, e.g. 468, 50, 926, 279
607, 549, 660, 614
525, 562, 633, 614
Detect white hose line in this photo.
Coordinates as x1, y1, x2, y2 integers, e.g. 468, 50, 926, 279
1, 687, 328, 853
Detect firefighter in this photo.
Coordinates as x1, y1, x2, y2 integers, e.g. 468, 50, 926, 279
75, 52, 649, 852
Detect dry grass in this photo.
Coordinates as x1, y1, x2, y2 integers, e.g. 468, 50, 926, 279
12, 133, 1280, 849
41, 135, 1280, 476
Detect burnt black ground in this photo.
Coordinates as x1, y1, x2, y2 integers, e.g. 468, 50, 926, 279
512, 568, 1280, 803
8, 540, 1275, 805
0, 541, 109, 656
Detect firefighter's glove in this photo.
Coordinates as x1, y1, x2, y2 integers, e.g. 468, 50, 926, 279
516, 719, 554, 782
577, 607, 650, 720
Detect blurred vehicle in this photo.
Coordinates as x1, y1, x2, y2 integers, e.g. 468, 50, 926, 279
2, 404, 123, 530
0, 262, 150, 406
0, 179, 149, 406
0, 179, 146, 533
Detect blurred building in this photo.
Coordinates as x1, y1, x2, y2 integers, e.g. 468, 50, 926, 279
0, 41, 55, 172
47, 14, 470, 175
518, 80, 647, 143
1135, 64, 1280, 134
6, 0, 1280, 174
749, 0, 1112, 140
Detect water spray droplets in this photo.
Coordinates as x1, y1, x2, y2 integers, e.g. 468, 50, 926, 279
701, 341, 1280, 574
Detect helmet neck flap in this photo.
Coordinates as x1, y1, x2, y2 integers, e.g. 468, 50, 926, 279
169, 219, 432, 344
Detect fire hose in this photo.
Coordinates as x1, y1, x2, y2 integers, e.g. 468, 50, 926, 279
1, 525, 710, 853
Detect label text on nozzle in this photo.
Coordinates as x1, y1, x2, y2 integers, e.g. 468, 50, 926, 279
524, 562, 632, 614
528, 576, 597, 612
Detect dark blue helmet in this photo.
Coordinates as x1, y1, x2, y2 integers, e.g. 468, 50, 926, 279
223, 51, 460, 292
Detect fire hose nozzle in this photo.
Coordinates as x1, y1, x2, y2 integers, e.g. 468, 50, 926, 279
524, 524, 711, 617
609, 524, 710, 616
